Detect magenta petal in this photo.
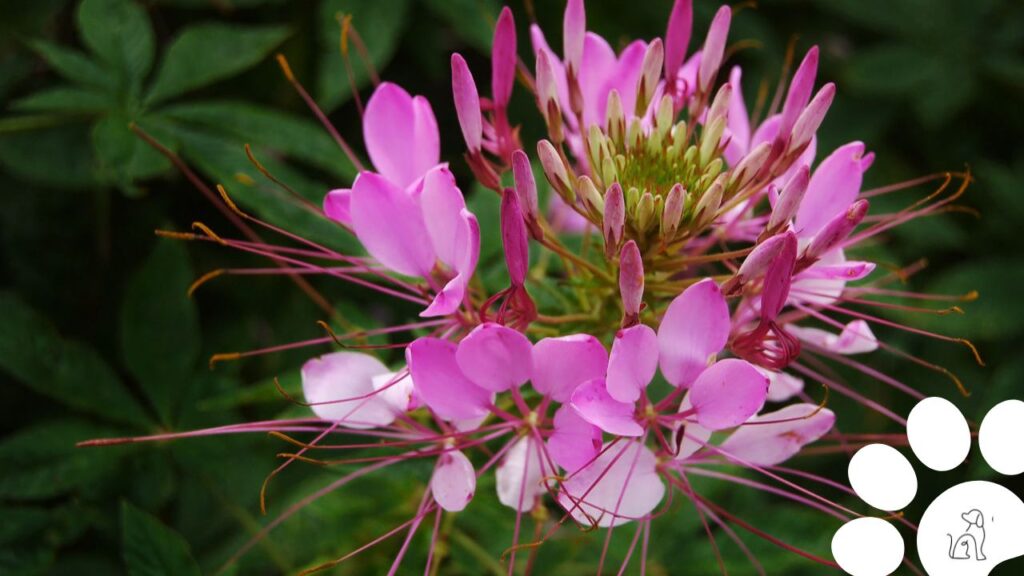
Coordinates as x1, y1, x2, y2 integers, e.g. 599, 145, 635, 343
407, 337, 492, 421
419, 166, 467, 268
761, 368, 805, 402
689, 358, 768, 430
501, 189, 530, 286
657, 278, 730, 388
431, 449, 476, 512
578, 32, 617, 127
547, 405, 602, 473
451, 53, 483, 153
351, 172, 436, 277
606, 40, 647, 120
557, 441, 665, 528
301, 352, 397, 428
759, 231, 798, 321
323, 188, 352, 226
530, 25, 572, 118
664, 0, 693, 82
496, 437, 548, 512
778, 46, 819, 137
607, 325, 658, 403
491, 7, 517, 108
788, 320, 878, 355
563, 0, 585, 73
697, 6, 731, 94
363, 83, 439, 188
421, 209, 480, 317
721, 403, 835, 466
796, 141, 870, 237
723, 66, 751, 165
571, 378, 643, 437
456, 323, 533, 392
531, 334, 608, 401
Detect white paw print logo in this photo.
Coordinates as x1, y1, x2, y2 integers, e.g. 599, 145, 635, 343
832, 398, 1024, 576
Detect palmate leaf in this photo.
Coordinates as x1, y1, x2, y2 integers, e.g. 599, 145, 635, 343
145, 24, 290, 106
121, 502, 202, 576
119, 240, 201, 425
76, 0, 155, 85
0, 292, 150, 427
10, 85, 114, 114
26, 39, 114, 91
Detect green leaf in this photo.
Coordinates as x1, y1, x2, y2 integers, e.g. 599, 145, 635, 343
0, 419, 126, 500
145, 24, 289, 105
91, 113, 173, 192
423, 0, 502, 54
27, 39, 113, 90
76, 0, 155, 84
0, 291, 150, 427
121, 502, 201, 576
317, 0, 412, 110
120, 241, 201, 425
0, 124, 98, 190
160, 100, 356, 180
11, 85, 113, 114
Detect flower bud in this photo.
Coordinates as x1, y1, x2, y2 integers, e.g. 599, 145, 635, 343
698, 6, 732, 96
778, 46, 819, 137
706, 82, 732, 127
694, 178, 724, 227
654, 94, 675, 141
728, 141, 771, 190
636, 38, 664, 116
699, 116, 726, 167
619, 240, 645, 322
451, 53, 482, 153
606, 89, 626, 146
537, 140, 574, 203
802, 199, 869, 262
635, 191, 656, 233
729, 231, 797, 294
768, 165, 810, 231
536, 50, 559, 122
501, 189, 530, 286
661, 183, 686, 240
511, 150, 543, 239
788, 83, 834, 154
760, 231, 798, 321
577, 175, 605, 217
603, 183, 625, 258
492, 7, 517, 109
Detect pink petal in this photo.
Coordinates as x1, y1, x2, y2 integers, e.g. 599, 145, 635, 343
451, 54, 483, 153
571, 378, 643, 437
529, 25, 572, 121
723, 66, 751, 165
605, 40, 647, 121
606, 325, 658, 403
657, 278, 730, 387
778, 46, 819, 137
664, 0, 693, 82
563, 0, 585, 73
431, 449, 476, 512
796, 141, 870, 238
547, 405, 602, 473
370, 371, 415, 414
496, 437, 548, 512
788, 248, 849, 306
491, 7, 517, 108
760, 368, 805, 402
456, 323, 533, 392
531, 334, 608, 401
689, 358, 768, 430
787, 320, 878, 355
721, 403, 835, 466
797, 260, 875, 281
301, 352, 397, 428
674, 392, 712, 460
788, 82, 834, 154
323, 188, 352, 226
406, 337, 493, 421
557, 441, 665, 528
579, 32, 618, 128
363, 83, 439, 188
421, 209, 480, 317
351, 172, 436, 277
697, 6, 731, 94
419, 166, 467, 268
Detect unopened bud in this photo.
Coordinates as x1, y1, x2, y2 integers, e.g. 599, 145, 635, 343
699, 116, 726, 167
603, 183, 625, 258
698, 6, 732, 96
788, 83, 834, 154
768, 165, 810, 231
802, 199, 868, 263
501, 189, 530, 286
537, 140, 574, 203
451, 53, 482, 153
661, 183, 686, 240
706, 82, 732, 127
694, 178, 724, 227
511, 150, 543, 239
635, 192, 656, 232
618, 240, 645, 322
636, 38, 664, 116
607, 89, 626, 146
577, 175, 604, 217
727, 231, 797, 294
728, 141, 771, 190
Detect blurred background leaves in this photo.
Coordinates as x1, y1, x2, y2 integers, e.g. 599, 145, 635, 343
0, 0, 1022, 574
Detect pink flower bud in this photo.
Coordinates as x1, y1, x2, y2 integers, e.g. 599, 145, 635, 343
778, 46, 819, 136
735, 230, 797, 289
563, 0, 585, 74
501, 189, 530, 287
803, 199, 869, 262
535, 50, 560, 123
788, 82, 834, 154
706, 82, 732, 127
451, 53, 482, 153
536, 139, 572, 201
661, 183, 686, 240
636, 38, 664, 115
604, 182, 625, 258
768, 165, 810, 231
511, 150, 540, 235
664, 0, 693, 83
492, 7, 517, 109
698, 6, 732, 96
760, 231, 798, 321
619, 240, 644, 320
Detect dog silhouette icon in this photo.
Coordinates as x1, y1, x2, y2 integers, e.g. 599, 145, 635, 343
948, 509, 987, 561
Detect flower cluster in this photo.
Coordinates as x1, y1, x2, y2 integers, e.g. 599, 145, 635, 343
93, 0, 977, 573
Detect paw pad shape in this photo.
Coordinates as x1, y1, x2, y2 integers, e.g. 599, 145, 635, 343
832, 398, 1024, 576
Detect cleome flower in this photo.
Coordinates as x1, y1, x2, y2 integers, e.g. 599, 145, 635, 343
85, 0, 983, 574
